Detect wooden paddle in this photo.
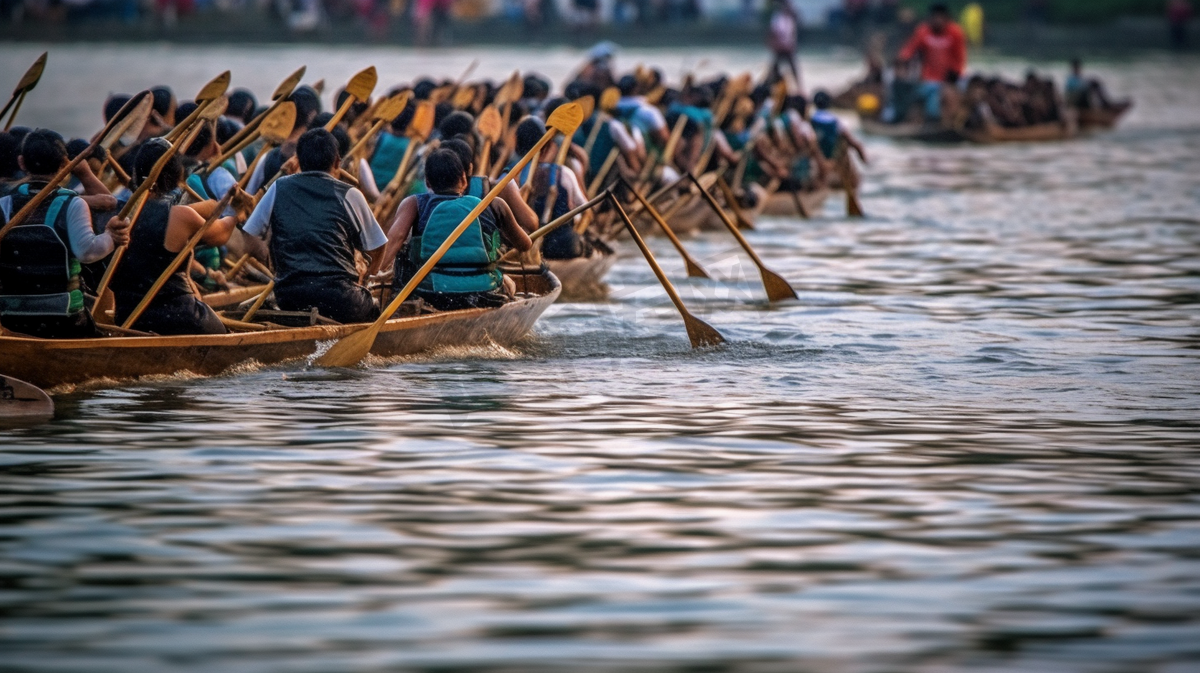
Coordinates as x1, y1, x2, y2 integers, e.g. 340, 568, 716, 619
219, 66, 306, 156
344, 92, 410, 162
92, 98, 227, 320
498, 192, 608, 264
638, 113, 687, 183
0, 91, 152, 241
1, 52, 47, 131
236, 101, 295, 191
120, 189, 238, 330
373, 100, 435, 220
164, 70, 231, 142
325, 67, 378, 130
714, 174, 755, 230
241, 281, 274, 322
621, 178, 710, 279
607, 194, 724, 349
539, 100, 589, 224
586, 147, 620, 198
475, 105, 502, 177
688, 172, 797, 303
583, 87, 620, 156
0, 374, 53, 422
835, 145, 865, 218
315, 101, 584, 369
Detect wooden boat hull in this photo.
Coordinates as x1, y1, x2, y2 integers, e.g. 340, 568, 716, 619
201, 284, 270, 309
861, 116, 1075, 144
0, 272, 562, 389
1077, 101, 1131, 131
761, 187, 830, 217
545, 247, 617, 302
860, 117, 965, 143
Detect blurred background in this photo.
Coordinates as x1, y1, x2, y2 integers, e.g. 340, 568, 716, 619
0, 0, 1194, 52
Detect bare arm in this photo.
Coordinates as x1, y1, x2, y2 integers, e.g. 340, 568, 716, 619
382, 196, 419, 266
491, 199, 532, 252
165, 204, 237, 253
499, 179, 538, 233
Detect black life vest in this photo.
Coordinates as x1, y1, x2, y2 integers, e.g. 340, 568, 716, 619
267, 171, 363, 287
109, 195, 194, 321
0, 183, 85, 317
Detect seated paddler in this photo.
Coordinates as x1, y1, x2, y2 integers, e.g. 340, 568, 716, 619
243, 128, 388, 324
109, 138, 249, 335
383, 148, 532, 312
0, 129, 131, 338
513, 117, 591, 260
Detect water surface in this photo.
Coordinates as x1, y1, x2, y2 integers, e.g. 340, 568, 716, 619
2, 45, 1200, 672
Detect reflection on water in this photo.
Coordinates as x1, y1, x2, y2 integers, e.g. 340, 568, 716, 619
2, 45, 1200, 671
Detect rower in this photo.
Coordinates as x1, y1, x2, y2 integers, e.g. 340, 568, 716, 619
569, 84, 642, 183
178, 117, 238, 291
810, 92, 868, 166
441, 138, 538, 234
109, 139, 246, 335
243, 128, 388, 324
0, 129, 131, 338
896, 3, 967, 124
245, 86, 322, 194
513, 118, 591, 259
0, 132, 19, 197
615, 74, 669, 157
383, 148, 532, 311
367, 96, 415, 193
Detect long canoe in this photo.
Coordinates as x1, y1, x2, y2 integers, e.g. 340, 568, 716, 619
1077, 101, 1132, 131
545, 245, 617, 302
860, 118, 965, 143
761, 187, 831, 218
861, 117, 1076, 144
0, 270, 561, 389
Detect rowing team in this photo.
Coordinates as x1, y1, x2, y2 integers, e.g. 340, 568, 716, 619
0, 64, 866, 340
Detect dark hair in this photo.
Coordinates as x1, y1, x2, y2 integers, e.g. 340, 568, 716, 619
433, 102, 454, 132
424, 148, 466, 194
104, 94, 132, 122
522, 75, 550, 101
150, 86, 175, 119
295, 128, 340, 172
617, 75, 638, 97
391, 100, 415, 134
311, 112, 335, 131
441, 138, 475, 173
19, 128, 68, 175
176, 101, 199, 121
929, 3, 949, 15
811, 91, 831, 110
134, 138, 184, 194
184, 119, 215, 157
541, 96, 567, 119
439, 111, 475, 140
66, 138, 106, 163
515, 116, 546, 156
227, 89, 258, 125
330, 125, 352, 156
335, 89, 368, 126
216, 117, 242, 145
289, 86, 323, 133
0, 132, 20, 179
412, 79, 438, 100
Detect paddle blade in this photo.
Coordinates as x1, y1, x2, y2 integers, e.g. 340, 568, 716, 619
846, 190, 865, 218
600, 87, 620, 112
477, 105, 502, 142
196, 70, 231, 103
199, 96, 228, 120
344, 66, 378, 102
259, 101, 296, 143
374, 91, 410, 122
314, 325, 377, 368
452, 86, 475, 109
495, 71, 521, 105
273, 66, 307, 100
761, 268, 798, 303
683, 312, 725, 348
685, 258, 710, 279
15, 52, 48, 93
546, 102, 584, 136
311, 79, 325, 95
101, 91, 153, 148
575, 95, 595, 120
410, 100, 435, 140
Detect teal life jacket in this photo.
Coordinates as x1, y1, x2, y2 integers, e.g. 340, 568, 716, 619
409, 193, 502, 295
810, 110, 841, 159
368, 132, 409, 192
0, 183, 85, 317
466, 176, 488, 198
574, 115, 617, 183
183, 168, 225, 280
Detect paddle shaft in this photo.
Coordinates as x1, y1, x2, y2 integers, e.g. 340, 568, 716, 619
622, 179, 709, 279
242, 280, 274, 322
3, 90, 27, 131
498, 191, 607, 263
121, 190, 237, 329
690, 173, 767, 267
714, 174, 754, 230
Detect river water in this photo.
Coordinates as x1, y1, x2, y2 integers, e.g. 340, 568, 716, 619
2, 45, 1200, 672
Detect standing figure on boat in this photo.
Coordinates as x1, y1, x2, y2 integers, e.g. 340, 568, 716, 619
893, 3, 967, 125
243, 128, 389, 324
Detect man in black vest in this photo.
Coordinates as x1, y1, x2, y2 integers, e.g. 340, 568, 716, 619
243, 128, 387, 324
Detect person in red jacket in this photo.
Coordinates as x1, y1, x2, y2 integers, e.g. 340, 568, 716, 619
897, 3, 967, 123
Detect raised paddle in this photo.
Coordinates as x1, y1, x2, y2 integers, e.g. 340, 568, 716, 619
373, 100, 435, 220
325, 66, 378, 130
539, 101, 587, 224
1, 52, 47, 131
688, 172, 797, 303
219, 66, 306, 155
474, 105, 502, 177
621, 177, 710, 279
344, 92, 410, 161
165, 70, 231, 142
608, 194, 724, 349
92, 99, 227, 320
0, 91, 152, 241
315, 101, 585, 369
586, 147, 620, 198
120, 189, 238, 330
583, 87, 620, 156
236, 101, 296, 190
